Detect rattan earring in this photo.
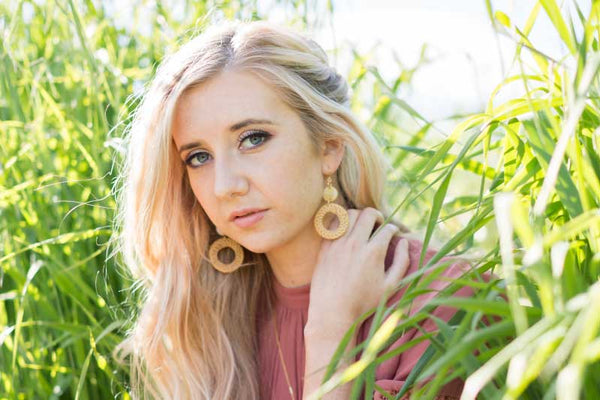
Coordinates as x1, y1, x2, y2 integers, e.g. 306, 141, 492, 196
208, 227, 244, 273
313, 175, 349, 240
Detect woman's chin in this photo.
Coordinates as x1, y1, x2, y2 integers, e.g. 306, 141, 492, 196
241, 242, 271, 254
239, 232, 288, 254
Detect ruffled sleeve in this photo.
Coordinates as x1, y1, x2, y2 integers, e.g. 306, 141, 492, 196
361, 235, 475, 400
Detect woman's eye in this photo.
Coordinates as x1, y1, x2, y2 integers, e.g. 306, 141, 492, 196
239, 130, 271, 149
186, 152, 210, 168
184, 130, 271, 168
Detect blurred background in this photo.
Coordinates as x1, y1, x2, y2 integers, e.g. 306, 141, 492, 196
2, 1, 599, 399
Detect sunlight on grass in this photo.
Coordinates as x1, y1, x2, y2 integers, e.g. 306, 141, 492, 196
1, 0, 599, 399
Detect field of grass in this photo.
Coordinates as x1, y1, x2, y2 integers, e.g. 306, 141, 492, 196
1, 0, 599, 399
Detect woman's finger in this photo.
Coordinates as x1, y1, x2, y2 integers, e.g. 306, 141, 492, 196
352, 207, 385, 243
384, 238, 410, 292
346, 209, 361, 231
367, 223, 399, 256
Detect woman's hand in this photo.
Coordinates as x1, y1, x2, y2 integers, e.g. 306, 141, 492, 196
306, 207, 410, 335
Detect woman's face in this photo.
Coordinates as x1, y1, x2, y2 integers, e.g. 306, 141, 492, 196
171, 69, 343, 253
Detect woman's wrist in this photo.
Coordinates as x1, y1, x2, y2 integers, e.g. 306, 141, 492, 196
303, 324, 358, 400
304, 310, 358, 340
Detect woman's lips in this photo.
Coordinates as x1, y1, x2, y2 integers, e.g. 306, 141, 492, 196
233, 209, 267, 228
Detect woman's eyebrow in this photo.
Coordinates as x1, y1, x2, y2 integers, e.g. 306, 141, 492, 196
229, 118, 276, 131
178, 118, 277, 154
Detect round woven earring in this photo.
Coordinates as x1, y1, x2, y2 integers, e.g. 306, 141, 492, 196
208, 227, 244, 273
313, 175, 349, 240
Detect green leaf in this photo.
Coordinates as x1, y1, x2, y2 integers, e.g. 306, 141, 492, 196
539, 0, 578, 55
495, 10, 511, 28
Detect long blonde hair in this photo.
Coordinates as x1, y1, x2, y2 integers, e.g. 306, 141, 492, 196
112, 19, 408, 399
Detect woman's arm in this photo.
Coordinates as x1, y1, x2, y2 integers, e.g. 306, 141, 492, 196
303, 319, 358, 400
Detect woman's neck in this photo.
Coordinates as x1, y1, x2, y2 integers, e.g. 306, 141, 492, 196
265, 223, 322, 288
266, 193, 348, 288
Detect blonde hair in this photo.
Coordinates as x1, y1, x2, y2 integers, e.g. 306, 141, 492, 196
112, 19, 409, 400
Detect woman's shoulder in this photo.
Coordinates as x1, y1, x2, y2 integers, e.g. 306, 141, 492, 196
376, 232, 477, 325
383, 233, 471, 278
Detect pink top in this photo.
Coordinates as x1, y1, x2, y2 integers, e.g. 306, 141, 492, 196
256, 234, 473, 400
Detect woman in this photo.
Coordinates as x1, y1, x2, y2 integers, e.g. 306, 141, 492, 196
113, 19, 472, 400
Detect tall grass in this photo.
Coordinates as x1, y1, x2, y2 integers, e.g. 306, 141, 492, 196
312, 1, 600, 399
1, 0, 598, 399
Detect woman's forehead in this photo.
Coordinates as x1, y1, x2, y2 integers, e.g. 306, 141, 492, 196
171, 70, 298, 145
180, 71, 285, 116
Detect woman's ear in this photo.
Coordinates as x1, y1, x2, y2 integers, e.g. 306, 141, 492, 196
320, 138, 345, 175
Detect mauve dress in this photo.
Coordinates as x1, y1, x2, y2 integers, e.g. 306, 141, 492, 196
256, 234, 473, 400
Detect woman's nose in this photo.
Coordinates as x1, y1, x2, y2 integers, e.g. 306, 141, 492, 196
213, 156, 248, 199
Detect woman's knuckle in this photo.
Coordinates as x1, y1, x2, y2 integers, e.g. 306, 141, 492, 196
387, 223, 399, 232
349, 236, 361, 247
377, 222, 397, 236
369, 243, 386, 257
362, 207, 378, 218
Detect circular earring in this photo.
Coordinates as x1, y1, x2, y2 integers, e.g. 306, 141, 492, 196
208, 227, 244, 273
313, 175, 349, 240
